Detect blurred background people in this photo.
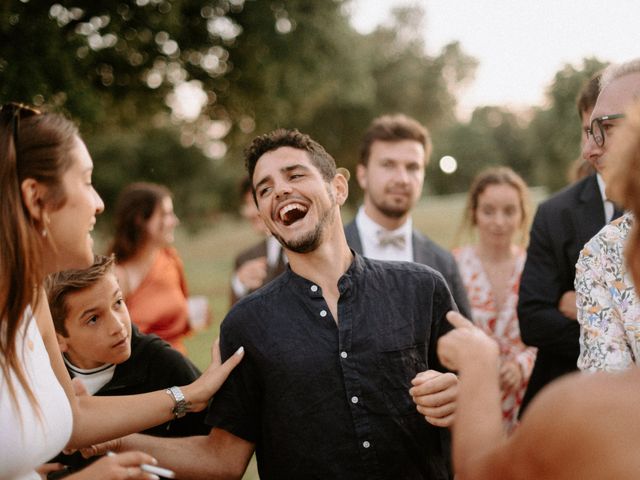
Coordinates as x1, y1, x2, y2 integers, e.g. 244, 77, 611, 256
453, 167, 535, 432
575, 59, 640, 372
436, 97, 640, 480
230, 176, 286, 306
109, 182, 196, 354
345, 113, 471, 319
516, 71, 621, 415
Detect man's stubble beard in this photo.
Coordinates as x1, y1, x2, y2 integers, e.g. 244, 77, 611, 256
370, 194, 412, 219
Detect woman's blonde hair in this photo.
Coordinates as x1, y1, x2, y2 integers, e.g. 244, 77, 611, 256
454, 166, 531, 248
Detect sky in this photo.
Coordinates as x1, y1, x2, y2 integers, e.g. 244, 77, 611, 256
349, 0, 640, 118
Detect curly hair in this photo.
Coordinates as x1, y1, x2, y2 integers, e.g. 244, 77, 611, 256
244, 128, 336, 189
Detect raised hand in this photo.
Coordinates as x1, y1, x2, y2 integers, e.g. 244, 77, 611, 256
437, 311, 499, 373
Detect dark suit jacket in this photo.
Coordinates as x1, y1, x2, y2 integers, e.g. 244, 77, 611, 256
344, 220, 471, 321
518, 174, 607, 413
230, 239, 286, 305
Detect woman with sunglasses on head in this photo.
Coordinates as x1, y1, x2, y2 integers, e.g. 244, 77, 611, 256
0, 103, 243, 480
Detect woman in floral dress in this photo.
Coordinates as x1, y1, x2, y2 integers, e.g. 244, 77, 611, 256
453, 167, 536, 432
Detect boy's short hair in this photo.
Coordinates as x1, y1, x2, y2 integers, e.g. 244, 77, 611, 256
45, 254, 116, 337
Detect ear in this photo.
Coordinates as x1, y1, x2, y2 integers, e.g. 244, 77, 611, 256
56, 332, 69, 353
332, 171, 349, 206
20, 178, 48, 222
356, 164, 367, 190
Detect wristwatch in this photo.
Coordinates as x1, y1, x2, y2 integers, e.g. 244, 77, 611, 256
165, 386, 189, 419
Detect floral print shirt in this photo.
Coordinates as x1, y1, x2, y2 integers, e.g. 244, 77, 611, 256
453, 245, 536, 432
576, 212, 640, 371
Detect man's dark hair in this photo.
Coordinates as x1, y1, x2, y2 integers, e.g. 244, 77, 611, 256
359, 114, 431, 166
244, 129, 337, 190
576, 72, 602, 119
45, 254, 116, 337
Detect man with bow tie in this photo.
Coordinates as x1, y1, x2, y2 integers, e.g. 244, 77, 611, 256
344, 114, 471, 320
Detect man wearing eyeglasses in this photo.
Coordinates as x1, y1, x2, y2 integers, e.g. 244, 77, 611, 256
517, 72, 619, 415
575, 58, 640, 372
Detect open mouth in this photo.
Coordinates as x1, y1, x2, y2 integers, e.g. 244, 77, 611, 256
278, 203, 308, 226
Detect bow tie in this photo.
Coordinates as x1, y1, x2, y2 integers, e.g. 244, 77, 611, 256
377, 230, 406, 249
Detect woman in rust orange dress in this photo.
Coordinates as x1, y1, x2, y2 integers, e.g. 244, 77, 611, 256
109, 183, 192, 354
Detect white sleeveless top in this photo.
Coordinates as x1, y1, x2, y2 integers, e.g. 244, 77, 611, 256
0, 308, 73, 480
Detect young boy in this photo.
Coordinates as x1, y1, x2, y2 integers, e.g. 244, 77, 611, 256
45, 254, 210, 474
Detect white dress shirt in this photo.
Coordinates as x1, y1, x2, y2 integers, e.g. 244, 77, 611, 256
355, 207, 413, 262
596, 173, 615, 223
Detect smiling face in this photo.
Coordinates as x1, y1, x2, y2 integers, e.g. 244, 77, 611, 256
57, 271, 132, 369
583, 72, 640, 173
474, 184, 523, 250
357, 139, 426, 227
253, 146, 341, 253
145, 195, 179, 247
44, 136, 105, 273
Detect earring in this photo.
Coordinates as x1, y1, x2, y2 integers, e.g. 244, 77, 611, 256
42, 229, 47, 238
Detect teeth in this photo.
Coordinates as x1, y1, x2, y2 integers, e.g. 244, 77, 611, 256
279, 203, 307, 220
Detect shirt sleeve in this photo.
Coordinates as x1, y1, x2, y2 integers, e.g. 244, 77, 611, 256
205, 312, 261, 443
428, 271, 456, 373
575, 235, 634, 371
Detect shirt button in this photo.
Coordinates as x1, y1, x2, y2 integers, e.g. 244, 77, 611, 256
363, 441, 370, 449
310, 285, 318, 292
340, 351, 348, 359
320, 310, 327, 317
351, 396, 358, 404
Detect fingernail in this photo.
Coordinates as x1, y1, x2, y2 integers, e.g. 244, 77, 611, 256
235, 346, 244, 355
150, 457, 158, 465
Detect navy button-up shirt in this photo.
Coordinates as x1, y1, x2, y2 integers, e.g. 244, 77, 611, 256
207, 253, 456, 479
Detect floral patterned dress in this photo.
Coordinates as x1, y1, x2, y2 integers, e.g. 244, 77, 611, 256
453, 246, 537, 432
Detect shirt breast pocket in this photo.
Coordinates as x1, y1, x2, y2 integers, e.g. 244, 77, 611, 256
374, 343, 427, 416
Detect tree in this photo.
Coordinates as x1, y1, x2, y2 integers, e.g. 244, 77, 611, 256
526, 57, 608, 191
430, 106, 530, 194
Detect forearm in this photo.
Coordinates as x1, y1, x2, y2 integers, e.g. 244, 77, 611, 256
119, 431, 251, 480
68, 392, 176, 447
453, 351, 505, 476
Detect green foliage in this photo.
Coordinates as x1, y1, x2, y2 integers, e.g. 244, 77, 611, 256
86, 126, 223, 232
430, 106, 530, 194
527, 57, 608, 191
4, 0, 602, 219
1, 0, 478, 218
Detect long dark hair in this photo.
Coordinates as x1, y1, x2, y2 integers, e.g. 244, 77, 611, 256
109, 182, 171, 262
0, 103, 78, 411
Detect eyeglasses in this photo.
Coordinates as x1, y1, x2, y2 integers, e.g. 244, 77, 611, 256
0, 102, 42, 152
586, 113, 626, 147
